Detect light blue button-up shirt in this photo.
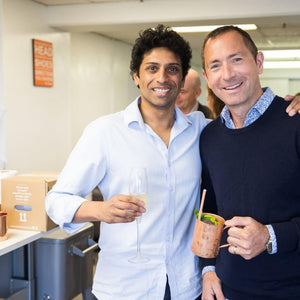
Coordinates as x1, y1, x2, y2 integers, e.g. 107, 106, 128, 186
46, 98, 207, 300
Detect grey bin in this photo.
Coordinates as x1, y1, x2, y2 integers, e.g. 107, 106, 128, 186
35, 222, 98, 300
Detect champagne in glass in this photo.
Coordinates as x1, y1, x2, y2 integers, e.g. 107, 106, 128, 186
128, 167, 149, 263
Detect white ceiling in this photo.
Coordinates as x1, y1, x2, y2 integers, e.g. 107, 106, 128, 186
33, 0, 139, 4
32, 0, 300, 66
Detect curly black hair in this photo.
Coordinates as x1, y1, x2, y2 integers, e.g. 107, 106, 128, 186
130, 24, 192, 80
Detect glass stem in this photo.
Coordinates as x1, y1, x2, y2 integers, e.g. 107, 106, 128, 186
136, 219, 141, 257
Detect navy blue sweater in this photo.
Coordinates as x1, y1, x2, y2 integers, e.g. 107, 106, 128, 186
200, 96, 300, 299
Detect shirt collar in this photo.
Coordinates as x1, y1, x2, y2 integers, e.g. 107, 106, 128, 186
190, 101, 199, 113
220, 87, 275, 129
124, 97, 146, 129
124, 96, 192, 129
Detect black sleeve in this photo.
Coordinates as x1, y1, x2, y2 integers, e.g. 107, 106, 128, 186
201, 155, 218, 215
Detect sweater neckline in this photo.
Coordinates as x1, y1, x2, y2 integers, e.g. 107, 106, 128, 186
219, 96, 279, 135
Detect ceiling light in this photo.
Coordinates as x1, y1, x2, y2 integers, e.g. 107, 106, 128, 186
263, 61, 300, 69
262, 50, 300, 60
172, 24, 257, 33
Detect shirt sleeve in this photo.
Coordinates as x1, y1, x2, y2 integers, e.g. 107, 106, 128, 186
45, 121, 107, 233
202, 266, 216, 277
266, 224, 277, 254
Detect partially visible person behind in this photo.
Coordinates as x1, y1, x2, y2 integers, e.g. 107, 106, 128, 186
206, 84, 224, 118
176, 68, 212, 118
284, 91, 300, 116
200, 25, 300, 300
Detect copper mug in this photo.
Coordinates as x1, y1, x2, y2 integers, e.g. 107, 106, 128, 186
0, 212, 8, 241
191, 213, 229, 258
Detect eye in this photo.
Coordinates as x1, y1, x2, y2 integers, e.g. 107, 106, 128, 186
146, 65, 158, 72
209, 63, 220, 71
167, 66, 180, 74
233, 57, 242, 63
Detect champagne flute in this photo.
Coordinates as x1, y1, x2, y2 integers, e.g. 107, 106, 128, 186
128, 167, 149, 263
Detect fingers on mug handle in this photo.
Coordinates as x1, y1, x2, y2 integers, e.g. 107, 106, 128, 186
219, 225, 231, 249
219, 243, 230, 248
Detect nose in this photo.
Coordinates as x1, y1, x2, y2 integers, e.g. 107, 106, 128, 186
156, 68, 168, 83
221, 63, 234, 80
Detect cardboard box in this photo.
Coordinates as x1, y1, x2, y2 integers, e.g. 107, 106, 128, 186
1, 173, 59, 232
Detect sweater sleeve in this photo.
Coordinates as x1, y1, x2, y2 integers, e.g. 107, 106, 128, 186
271, 217, 300, 253
271, 125, 300, 254
200, 141, 218, 269
200, 156, 218, 215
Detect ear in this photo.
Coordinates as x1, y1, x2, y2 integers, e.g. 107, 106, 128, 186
180, 79, 185, 89
133, 72, 140, 87
202, 69, 210, 88
256, 52, 264, 74
202, 69, 208, 81
195, 87, 202, 98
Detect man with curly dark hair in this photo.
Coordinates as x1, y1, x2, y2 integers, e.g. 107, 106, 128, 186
46, 24, 205, 300
130, 24, 191, 80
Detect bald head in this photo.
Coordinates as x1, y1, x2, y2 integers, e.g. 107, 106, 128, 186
175, 68, 202, 114
187, 68, 201, 89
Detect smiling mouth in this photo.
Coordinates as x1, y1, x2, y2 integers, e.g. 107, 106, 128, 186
153, 88, 170, 93
224, 82, 243, 90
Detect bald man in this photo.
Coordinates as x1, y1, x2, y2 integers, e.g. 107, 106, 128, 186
176, 68, 212, 117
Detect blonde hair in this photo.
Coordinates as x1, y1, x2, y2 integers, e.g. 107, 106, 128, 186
206, 85, 224, 118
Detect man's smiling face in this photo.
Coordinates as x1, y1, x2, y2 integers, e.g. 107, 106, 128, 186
133, 47, 184, 110
202, 30, 264, 112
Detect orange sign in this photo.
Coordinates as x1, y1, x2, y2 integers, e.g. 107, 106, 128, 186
32, 39, 53, 87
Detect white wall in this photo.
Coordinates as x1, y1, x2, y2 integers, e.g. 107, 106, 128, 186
260, 68, 300, 97
70, 33, 138, 146
3, 0, 71, 173
0, 1, 5, 169
2, 0, 138, 173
